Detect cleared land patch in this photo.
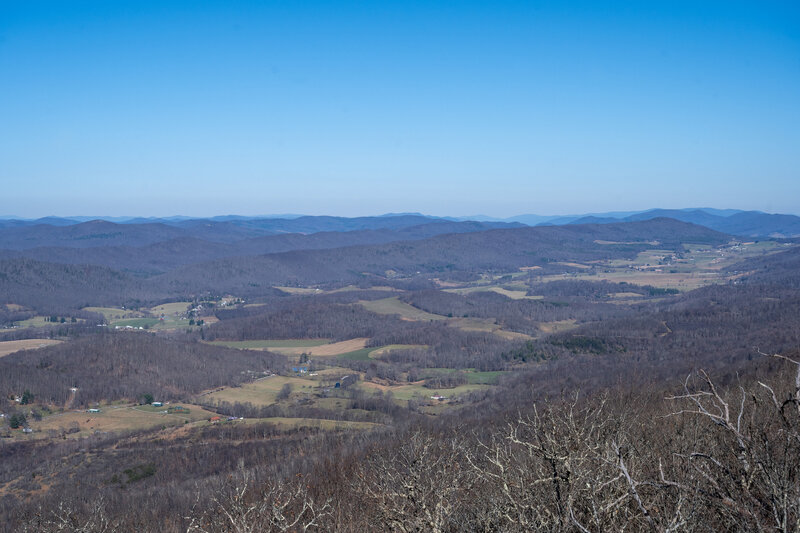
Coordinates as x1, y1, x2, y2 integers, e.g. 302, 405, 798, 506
359, 381, 490, 402
444, 285, 542, 300
83, 307, 144, 321
30, 403, 217, 438
112, 318, 160, 329
531, 242, 792, 292
210, 338, 368, 357
205, 375, 314, 407
368, 344, 427, 358
150, 302, 191, 316
360, 297, 446, 321
209, 339, 331, 350
0, 339, 62, 358
361, 297, 534, 340
337, 347, 374, 361
303, 338, 369, 356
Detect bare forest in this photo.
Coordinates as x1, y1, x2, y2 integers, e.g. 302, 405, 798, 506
1, 215, 799, 531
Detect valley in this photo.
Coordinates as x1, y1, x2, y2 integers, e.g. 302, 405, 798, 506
1, 213, 799, 531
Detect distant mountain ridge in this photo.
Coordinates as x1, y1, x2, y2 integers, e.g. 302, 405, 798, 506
1, 207, 798, 238
564, 209, 800, 238
0, 216, 522, 250
0, 220, 525, 273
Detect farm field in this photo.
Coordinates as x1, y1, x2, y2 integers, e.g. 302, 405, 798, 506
83, 306, 144, 321
337, 343, 431, 361
286, 338, 368, 356
368, 344, 427, 358
359, 297, 533, 339
444, 285, 542, 300
208, 339, 331, 350
277, 284, 398, 295
14, 316, 56, 328
336, 347, 374, 361
204, 375, 315, 407
359, 381, 490, 402
110, 310, 212, 332
528, 241, 787, 291
112, 318, 161, 329
28, 403, 218, 439
207, 338, 368, 357
0, 338, 62, 358
82, 302, 202, 331
150, 301, 191, 316
360, 297, 446, 321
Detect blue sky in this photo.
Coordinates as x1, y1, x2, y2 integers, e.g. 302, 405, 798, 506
1, 1, 798, 217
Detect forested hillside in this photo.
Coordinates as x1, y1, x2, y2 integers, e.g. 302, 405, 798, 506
1, 216, 797, 532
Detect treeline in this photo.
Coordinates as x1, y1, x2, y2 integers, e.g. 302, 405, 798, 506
527, 279, 678, 298
0, 332, 286, 406
550, 283, 800, 370
0, 258, 168, 311
728, 244, 800, 288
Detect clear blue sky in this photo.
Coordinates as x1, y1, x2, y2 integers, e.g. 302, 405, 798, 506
1, 1, 798, 217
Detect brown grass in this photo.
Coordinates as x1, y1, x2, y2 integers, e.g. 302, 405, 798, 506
0, 339, 62, 358
31, 403, 217, 438
267, 338, 369, 356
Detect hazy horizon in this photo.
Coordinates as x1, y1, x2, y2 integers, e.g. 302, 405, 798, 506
1, 205, 799, 221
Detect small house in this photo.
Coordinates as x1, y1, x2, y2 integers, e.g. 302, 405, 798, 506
209, 416, 221, 423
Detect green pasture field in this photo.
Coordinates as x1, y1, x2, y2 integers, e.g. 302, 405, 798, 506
338, 344, 427, 361
112, 318, 161, 328
14, 316, 51, 328
337, 348, 374, 361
